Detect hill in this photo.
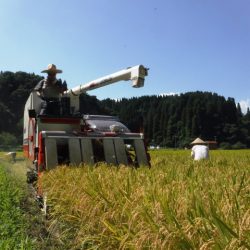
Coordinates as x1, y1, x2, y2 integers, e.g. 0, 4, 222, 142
0, 71, 42, 146
101, 93, 250, 148
0, 71, 250, 148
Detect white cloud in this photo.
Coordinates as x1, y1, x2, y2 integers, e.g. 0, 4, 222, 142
159, 92, 179, 97
239, 99, 250, 114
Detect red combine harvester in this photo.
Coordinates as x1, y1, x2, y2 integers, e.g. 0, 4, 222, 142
23, 65, 150, 189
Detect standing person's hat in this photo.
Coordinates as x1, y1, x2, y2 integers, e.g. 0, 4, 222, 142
190, 137, 206, 145
41, 64, 63, 74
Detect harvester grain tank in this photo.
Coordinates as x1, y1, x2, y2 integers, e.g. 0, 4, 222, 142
23, 65, 150, 182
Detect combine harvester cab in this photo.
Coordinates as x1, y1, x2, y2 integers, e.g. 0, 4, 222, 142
23, 65, 150, 182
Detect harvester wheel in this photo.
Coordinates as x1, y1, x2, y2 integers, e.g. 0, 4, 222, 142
41, 193, 48, 217
36, 193, 49, 217
27, 169, 38, 184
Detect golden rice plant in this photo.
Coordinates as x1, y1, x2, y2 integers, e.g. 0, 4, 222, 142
41, 150, 250, 249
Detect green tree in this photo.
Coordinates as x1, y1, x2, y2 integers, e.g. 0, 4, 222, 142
0, 132, 18, 146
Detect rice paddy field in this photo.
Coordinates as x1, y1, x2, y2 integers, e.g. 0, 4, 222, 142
40, 150, 250, 250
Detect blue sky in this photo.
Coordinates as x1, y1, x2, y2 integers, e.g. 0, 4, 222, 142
0, 0, 249, 112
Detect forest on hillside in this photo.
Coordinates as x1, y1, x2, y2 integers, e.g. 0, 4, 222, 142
101, 94, 250, 148
0, 71, 250, 149
0, 71, 42, 147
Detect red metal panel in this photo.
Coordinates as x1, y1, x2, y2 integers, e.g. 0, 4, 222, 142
28, 118, 35, 160
38, 132, 45, 172
23, 145, 29, 158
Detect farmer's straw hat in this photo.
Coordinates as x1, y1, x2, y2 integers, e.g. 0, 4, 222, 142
41, 64, 62, 74
190, 137, 206, 145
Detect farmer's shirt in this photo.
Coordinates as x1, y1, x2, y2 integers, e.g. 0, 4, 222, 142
191, 145, 209, 160
34, 78, 66, 99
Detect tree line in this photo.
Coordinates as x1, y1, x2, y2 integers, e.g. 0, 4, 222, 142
101, 93, 250, 148
0, 71, 249, 149
0, 71, 42, 147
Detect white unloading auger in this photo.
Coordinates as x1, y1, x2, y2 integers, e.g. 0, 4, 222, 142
64, 65, 148, 97
63, 65, 148, 112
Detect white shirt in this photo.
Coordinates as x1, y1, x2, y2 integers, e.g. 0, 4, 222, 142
191, 145, 209, 160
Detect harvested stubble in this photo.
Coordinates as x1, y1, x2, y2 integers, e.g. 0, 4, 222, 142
41, 150, 250, 249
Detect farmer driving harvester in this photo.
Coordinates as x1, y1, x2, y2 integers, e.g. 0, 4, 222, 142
34, 64, 67, 115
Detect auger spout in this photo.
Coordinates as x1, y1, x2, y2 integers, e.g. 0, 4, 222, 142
64, 65, 148, 97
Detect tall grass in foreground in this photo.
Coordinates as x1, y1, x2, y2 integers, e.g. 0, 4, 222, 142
0, 162, 34, 249
42, 150, 250, 249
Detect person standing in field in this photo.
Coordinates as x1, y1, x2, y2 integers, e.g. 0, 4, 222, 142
190, 138, 209, 160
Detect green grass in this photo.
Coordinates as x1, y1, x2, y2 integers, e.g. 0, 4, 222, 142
40, 149, 250, 249
0, 162, 34, 249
